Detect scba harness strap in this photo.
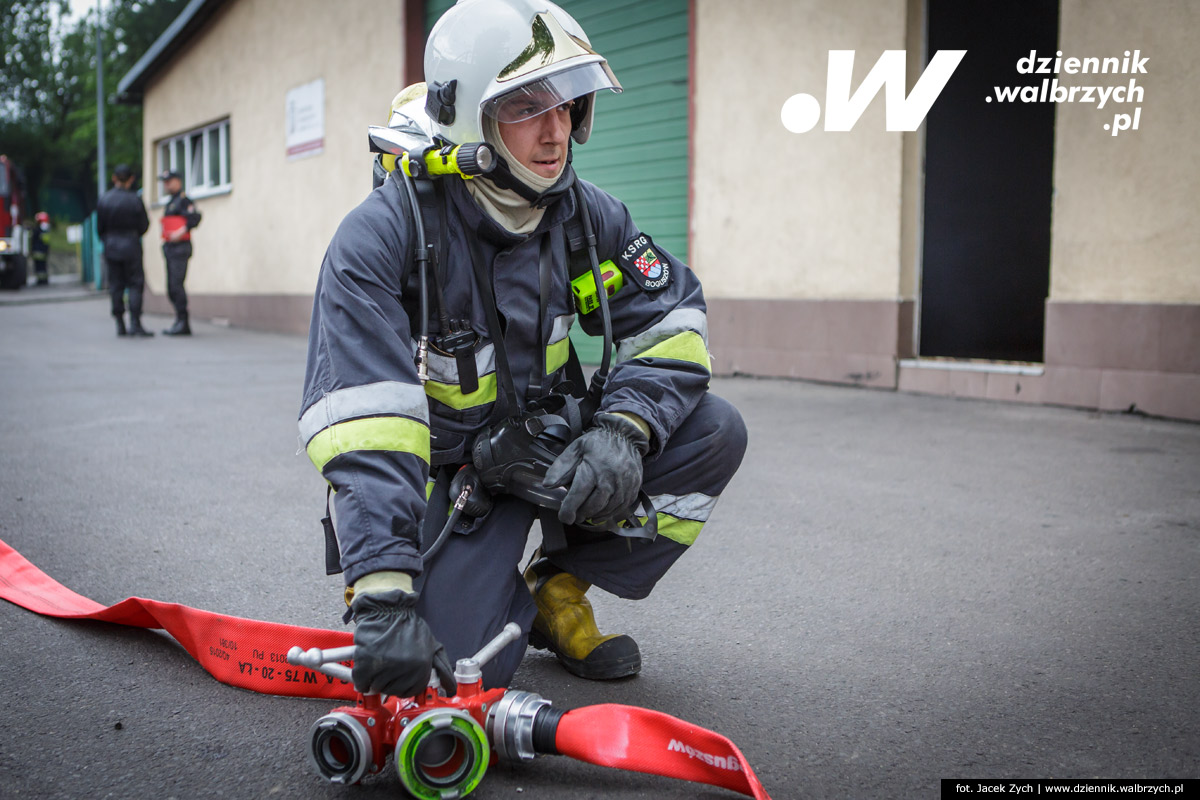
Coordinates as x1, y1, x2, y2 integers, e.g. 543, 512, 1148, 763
323, 173, 602, 576
394, 168, 595, 408
388, 171, 656, 556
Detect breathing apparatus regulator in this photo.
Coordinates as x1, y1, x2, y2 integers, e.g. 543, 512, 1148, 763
368, 1, 656, 547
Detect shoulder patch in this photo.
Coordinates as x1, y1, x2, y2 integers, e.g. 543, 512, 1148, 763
617, 234, 672, 292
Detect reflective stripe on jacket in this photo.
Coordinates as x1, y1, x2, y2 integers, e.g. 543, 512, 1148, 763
299, 173, 710, 583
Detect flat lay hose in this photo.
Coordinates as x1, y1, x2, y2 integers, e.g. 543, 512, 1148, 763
0, 536, 772, 798
0, 536, 355, 700
554, 703, 772, 800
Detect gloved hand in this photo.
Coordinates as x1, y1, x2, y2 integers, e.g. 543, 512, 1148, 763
350, 588, 456, 698
543, 411, 651, 526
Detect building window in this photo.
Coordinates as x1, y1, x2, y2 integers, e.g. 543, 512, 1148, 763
157, 119, 230, 202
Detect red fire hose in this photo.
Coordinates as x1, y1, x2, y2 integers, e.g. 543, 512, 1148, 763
0, 536, 356, 699
556, 704, 771, 799
0, 537, 772, 799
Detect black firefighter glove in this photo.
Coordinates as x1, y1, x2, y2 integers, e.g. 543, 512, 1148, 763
543, 411, 651, 526
350, 589, 456, 698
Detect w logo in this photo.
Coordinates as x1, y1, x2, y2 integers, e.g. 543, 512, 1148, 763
781, 50, 966, 133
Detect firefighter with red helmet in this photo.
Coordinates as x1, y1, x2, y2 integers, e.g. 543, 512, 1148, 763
31, 212, 50, 286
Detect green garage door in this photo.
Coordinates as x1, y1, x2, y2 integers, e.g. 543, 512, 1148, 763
426, 0, 689, 362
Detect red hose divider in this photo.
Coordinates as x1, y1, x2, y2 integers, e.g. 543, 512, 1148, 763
555, 703, 773, 800
0, 537, 356, 700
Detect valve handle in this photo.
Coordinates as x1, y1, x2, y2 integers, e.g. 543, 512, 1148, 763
286, 645, 354, 682
286, 622, 524, 691
470, 622, 522, 665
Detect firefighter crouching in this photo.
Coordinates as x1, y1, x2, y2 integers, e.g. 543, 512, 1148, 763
299, 0, 747, 699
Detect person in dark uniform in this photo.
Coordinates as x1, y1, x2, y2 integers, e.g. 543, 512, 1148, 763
300, 0, 747, 699
159, 170, 201, 336
96, 164, 152, 337
31, 212, 50, 286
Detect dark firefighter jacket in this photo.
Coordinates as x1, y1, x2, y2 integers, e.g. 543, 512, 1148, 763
31, 227, 49, 258
300, 172, 712, 584
96, 187, 150, 262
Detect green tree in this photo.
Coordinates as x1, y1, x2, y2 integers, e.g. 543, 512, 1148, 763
1, 1, 78, 210
0, 0, 186, 217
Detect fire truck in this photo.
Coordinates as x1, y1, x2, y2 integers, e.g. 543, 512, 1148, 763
0, 154, 31, 290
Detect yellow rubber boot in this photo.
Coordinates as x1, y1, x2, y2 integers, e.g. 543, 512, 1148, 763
525, 563, 641, 680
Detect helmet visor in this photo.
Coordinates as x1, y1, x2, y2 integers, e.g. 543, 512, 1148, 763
483, 61, 621, 124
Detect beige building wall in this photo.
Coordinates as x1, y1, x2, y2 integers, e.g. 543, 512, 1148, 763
695, 0, 1197, 419
139, 0, 405, 330
693, 0, 912, 389
1050, 0, 1200, 304
692, 0, 907, 300
128, 0, 1197, 419
1015, 0, 1200, 421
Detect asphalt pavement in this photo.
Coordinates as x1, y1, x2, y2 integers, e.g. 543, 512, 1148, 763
1, 291, 1197, 800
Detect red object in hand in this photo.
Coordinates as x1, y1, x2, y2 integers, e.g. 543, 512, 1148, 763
162, 214, 190, 242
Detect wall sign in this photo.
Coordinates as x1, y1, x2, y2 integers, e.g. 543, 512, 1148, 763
286, 78, 325, 160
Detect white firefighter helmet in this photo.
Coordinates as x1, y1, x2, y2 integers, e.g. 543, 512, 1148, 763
423, 0, 622, 148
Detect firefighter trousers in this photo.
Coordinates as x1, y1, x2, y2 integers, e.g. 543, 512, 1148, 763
163, 242, 191, 316
415, 391, 748, 688
106, 257, 145, 319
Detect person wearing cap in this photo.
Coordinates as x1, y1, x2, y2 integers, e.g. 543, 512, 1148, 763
96, 165, 152, 337
31, 212, 51, 286
159, 170, 201, 336
300, 0, 746, 699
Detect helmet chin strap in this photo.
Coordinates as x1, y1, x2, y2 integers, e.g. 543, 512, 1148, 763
472, 118, 576, 208
480, 112, 580, 208
485, 141, 577, 209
